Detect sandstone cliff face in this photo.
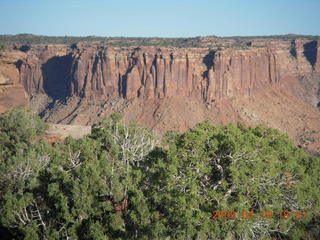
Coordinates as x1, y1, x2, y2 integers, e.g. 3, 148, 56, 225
62, 46, 281, 101
1, 38, 319, 153
17, 39, 319, 106
0, 50, 29, 113
18, 45, 70, 99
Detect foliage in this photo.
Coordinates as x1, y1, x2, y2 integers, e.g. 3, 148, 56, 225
0, 109, 319, 240
0, 108, 47, 160
146, 121, 320, 239
1, 34, 319, 49
0, 111, 157, 239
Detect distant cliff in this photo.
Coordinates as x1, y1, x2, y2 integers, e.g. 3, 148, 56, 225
0, 50, 29, 113
17, 39, 319, 106
0, 36, 320, 154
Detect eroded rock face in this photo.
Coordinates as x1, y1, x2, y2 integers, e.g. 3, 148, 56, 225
1, 38, 320, 153
0, 50, 29, 113
17, 40, 320, 106
55, 46, 281, 101
18, 45, 71, 99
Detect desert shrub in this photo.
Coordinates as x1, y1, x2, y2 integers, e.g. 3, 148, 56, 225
0, 110, 319, 239
146, 121, 320, 239
0, 108, 47, 159
0, 111, 157, 239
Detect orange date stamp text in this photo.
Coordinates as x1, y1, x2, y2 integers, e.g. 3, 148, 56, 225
210, 210, 307, 220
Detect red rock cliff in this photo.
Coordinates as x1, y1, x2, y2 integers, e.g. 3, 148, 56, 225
0, 50, 29, 112
18, 40, 319, 106
1, 38, 319, 154
67, 46, 281, 101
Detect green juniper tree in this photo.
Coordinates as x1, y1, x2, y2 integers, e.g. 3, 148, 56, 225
0, 109, 319, 240
145, 121, 320, 240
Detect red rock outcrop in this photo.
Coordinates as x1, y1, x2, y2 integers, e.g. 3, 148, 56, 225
1, 38, 319, 153
66, 46, 280, 101
0, 50, 29, 113
17, 40, 319, 106
18, 45, 70, 98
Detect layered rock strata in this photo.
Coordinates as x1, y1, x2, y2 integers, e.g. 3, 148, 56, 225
0, 38, 319, 153
16, 40, 319, 106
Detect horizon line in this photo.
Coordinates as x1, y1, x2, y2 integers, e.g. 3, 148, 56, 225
1, 33, 320, 39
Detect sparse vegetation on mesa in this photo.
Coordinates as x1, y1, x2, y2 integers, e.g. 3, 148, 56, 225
0, 34, 319, 49
0, 108, 319, 239
0, 34, 211, 48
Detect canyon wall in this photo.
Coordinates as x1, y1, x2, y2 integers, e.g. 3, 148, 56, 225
16, 39, 319, 105
1, 37, 320, 153
0, 50, 29, 112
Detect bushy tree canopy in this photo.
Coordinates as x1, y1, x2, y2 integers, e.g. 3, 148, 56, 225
0, 110, 319, 240
146, 121, 320, 239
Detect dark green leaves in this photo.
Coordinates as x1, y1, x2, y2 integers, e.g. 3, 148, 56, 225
0, 109, 319, 239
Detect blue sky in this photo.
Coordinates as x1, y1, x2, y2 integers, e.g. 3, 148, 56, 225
1, 0, 319, 37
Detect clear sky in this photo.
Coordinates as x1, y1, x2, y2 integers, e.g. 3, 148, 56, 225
1, 0, 319, 37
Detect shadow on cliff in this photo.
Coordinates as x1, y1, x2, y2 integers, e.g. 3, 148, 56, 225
42, 54, 73, 100
303, 41, 318, 69
120, 66, 134, 98
202, 51, 215, 78
290, 40, 297, 59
